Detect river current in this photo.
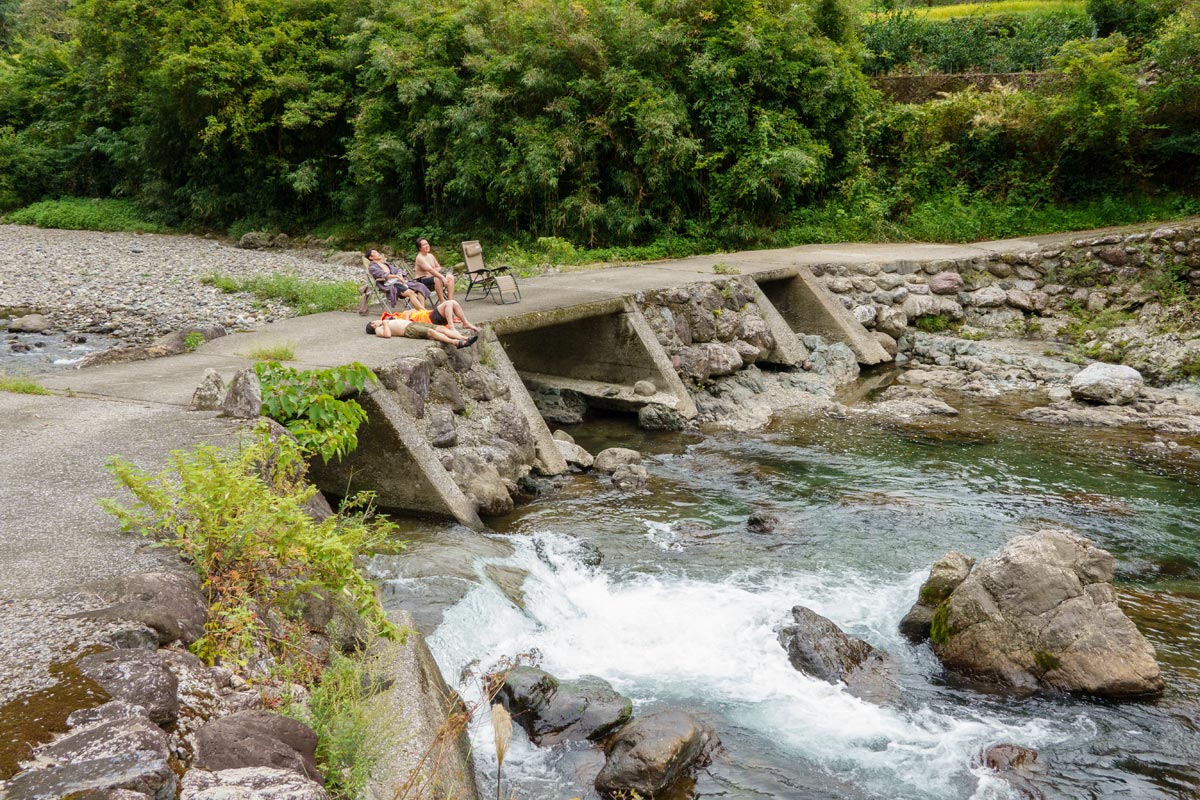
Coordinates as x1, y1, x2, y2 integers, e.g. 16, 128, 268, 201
380, 392, 1200, 800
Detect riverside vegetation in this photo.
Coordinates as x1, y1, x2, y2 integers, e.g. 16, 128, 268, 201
0, 0, 1198, 258
97, 368, 399, 797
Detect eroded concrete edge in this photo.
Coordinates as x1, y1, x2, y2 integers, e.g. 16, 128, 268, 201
311, 387, 485, 530
482, 328, 568, 475
621, 300, 699, 419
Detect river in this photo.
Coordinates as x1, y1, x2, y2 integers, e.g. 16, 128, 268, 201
375, 392, 1200, 799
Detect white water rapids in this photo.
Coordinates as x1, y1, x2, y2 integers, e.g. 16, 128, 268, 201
423, 532, 1073, 800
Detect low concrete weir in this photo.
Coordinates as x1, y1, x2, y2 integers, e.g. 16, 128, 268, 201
32, 251, 888, 530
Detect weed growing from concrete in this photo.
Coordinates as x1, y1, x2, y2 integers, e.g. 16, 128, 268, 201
255, 361, 375, 463
183, 331, 206, 351
244, 343, 296, 361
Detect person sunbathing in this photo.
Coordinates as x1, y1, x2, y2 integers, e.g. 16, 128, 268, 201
414, 237, 457, 302
366, 249, 431, 309
401, 298, 481, 332
365, 316, 478, 348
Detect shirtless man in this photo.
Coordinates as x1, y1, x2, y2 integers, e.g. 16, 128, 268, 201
365, 316, 478, 348
413, 238, 456, 303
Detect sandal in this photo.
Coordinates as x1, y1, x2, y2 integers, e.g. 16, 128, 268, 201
457, 335, 479, 349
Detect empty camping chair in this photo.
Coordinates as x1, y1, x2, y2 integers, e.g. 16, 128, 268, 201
459, 240, 521, 304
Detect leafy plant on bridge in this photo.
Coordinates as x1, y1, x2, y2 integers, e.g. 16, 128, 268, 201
255, 361, 376, 463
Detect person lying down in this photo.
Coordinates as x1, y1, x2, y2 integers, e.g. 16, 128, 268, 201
365, 315, 478, 349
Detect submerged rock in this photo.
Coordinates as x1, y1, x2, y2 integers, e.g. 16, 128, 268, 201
777, 606, 901, 703
594, 711, 718, 799
926, 530, 1164, 697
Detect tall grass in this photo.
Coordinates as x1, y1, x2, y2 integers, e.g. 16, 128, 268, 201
203, 273, 358, 315
2, 198, 167, 233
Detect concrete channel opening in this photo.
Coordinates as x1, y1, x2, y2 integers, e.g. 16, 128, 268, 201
757, 272, 891, 365
497, 308, 697, 418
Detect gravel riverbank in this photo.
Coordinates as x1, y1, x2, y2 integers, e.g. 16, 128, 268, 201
0, 224, 360, 352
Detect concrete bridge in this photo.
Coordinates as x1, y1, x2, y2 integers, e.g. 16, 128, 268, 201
33, 238, 1048, 529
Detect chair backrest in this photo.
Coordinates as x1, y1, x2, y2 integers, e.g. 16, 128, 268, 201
460, 240, 486, 276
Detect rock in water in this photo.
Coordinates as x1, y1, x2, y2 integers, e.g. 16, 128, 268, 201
593, 447, 642, 474
777, 606, 901, 703
1069, 363, 1143, 406
497, 666, 632, 746
928, 529, 1164, 697
594, 711, 718, 799
899, 551, 975, 643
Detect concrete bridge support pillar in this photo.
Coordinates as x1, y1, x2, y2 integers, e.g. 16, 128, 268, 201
308, 387, 485, 531
756, 267, 891, 365
481, 329, 568, 475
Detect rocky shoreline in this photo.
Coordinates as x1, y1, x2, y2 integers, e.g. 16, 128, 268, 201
0, 224, 360, 354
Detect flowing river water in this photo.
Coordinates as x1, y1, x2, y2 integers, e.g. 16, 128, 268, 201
375, 389, 1200, 800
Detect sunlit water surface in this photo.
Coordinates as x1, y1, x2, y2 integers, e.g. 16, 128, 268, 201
381, 394, 1200, 800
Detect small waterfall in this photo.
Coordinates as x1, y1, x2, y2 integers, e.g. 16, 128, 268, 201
424, 533, 1069, 800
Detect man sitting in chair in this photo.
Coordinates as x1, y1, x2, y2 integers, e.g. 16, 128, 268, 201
367, 249, 431, 309
414, 237, 457, 302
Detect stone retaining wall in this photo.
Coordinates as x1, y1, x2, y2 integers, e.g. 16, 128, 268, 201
811, 225, 1200, 339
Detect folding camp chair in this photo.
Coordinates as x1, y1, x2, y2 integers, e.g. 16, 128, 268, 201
460, 240, 521, 304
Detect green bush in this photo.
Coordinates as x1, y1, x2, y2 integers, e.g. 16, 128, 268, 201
1087, 0, 1180, 40
255, 361, 376, 464
103, 426, 398, 672
2, 198, 166, 232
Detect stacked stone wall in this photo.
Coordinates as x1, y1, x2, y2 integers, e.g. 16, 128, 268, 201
811, 225, 1200, 337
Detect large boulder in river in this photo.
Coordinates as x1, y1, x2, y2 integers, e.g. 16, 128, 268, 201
496, 666, 632, 746
1069, 363, 1143, 406
594, 711, 718, 799
927, 530, 1164, 697
777, 606, 901, 703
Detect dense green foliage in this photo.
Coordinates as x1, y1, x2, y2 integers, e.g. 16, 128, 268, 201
1, 0, 1198, 247
103, 426, 397, 673
863, 8, 1091, 74
255, 361, 375, 463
